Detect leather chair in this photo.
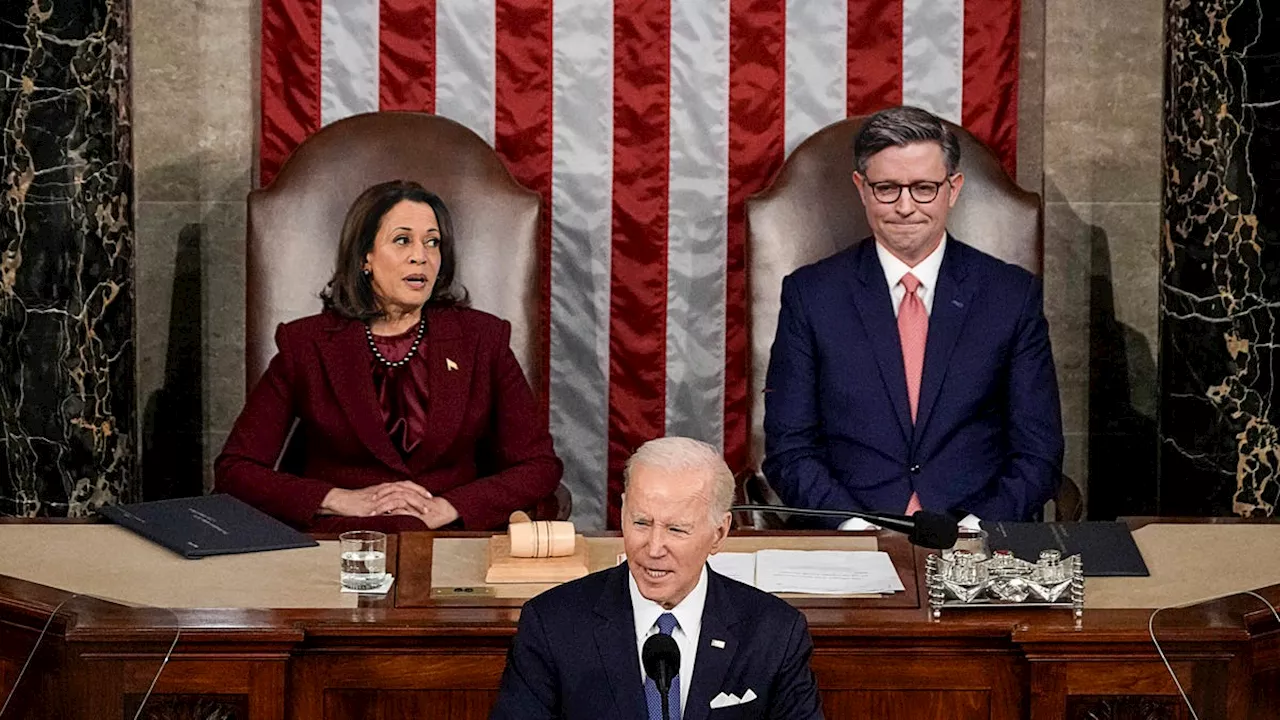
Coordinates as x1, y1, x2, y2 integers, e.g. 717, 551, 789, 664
741, 115, 1074, 527
245, 111, 569, 521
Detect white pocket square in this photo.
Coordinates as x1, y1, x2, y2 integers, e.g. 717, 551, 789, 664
710, 688, 756, 708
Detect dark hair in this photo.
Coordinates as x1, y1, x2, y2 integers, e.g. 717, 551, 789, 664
321, 180, 467, 321
853, 106, 961, 176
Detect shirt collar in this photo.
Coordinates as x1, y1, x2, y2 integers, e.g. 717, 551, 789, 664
628, 564, 709, 639
875, 233, 947, 292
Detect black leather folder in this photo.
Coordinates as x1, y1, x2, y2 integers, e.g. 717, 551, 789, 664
980, 521, 1150, 577
100, 494, 319, 559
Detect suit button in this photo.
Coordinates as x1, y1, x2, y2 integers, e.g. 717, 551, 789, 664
909, 464, 921, 474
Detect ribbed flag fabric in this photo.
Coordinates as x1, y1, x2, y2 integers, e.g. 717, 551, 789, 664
259, 0, 1022, 529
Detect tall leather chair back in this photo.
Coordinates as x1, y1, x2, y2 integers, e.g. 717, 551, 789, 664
745, 116, 1042, 469
246, 112, 542, 389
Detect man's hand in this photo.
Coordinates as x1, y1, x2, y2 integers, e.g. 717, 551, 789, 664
320, 481, 433, 517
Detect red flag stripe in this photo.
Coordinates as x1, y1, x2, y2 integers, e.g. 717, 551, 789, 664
607, 1, 672, 528
725, 0, 787, 476
379, 0, 436, 112
962, 0, 1020, 176
846, 0, 903, 116
495, 0, 555, 403
260, 0, 323, 185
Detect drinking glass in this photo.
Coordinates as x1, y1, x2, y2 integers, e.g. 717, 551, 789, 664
339, 530, 387, 590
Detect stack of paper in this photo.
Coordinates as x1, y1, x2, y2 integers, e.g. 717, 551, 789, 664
708, 550, 905, 595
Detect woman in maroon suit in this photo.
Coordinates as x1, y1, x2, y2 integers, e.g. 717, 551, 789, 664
215, 180, 563, 532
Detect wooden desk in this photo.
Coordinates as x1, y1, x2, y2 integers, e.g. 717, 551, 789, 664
0, 521, 1277, 719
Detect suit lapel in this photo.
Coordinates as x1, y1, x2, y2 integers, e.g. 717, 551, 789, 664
684, 570, 741, 720
845, 242, 913, 442
318, 320, 409, 474
407, 309, 476, 474
593, 566, 646, 720
914, 241, 975, 445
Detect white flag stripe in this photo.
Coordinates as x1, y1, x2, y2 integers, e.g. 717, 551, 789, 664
784, 0, 847, 156
549, 0, 614, 529
435, 0, 497, 145
665, 0, 729, 450
319, 0, 380, 126
273, 0, 1017, 530
902, 0, 965, 123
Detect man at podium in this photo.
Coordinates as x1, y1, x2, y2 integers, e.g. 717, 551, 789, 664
491, 437, 823, 719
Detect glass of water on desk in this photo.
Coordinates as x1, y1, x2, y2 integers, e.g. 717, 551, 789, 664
339, 530, 387, 590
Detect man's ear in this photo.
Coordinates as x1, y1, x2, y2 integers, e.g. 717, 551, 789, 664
947, 172, 965, 207
852, 170, 866, 192
709, 512, 731, 554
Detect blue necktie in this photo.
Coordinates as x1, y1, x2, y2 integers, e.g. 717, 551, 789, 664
644, 612, 682, 720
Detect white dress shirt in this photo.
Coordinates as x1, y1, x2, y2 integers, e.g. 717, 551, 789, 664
840, 235, 978, 531
629, 566, 707, 713
874, 234, 947, 317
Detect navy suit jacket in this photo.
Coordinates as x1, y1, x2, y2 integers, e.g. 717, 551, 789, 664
762, 237, 1063, 523
490, 564, 823, 720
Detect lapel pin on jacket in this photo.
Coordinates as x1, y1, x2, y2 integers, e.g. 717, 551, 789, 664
446, 358, 459, 371
710, 638, 726, 649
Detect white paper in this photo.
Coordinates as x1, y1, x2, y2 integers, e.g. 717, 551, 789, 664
707, 552, 756, 586
753, 550, 905, 595
837, 517, 880, 531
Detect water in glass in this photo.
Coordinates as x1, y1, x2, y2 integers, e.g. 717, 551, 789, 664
341, 550, 386, 590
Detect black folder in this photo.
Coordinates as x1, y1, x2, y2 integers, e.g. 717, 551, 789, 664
100, 494, 319, 559
979, 521, 1150, 577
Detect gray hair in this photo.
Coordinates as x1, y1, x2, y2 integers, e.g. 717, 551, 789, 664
853, 105, 961, 176
623, 437, 735, 523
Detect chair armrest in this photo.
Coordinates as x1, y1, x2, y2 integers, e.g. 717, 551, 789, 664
528, 482, 573, 522
732, 469, 790, 530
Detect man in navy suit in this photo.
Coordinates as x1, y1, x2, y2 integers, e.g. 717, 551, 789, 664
763, 105, 1064, 525
491, 437, 823, 720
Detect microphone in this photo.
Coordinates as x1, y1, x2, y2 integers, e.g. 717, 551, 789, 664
730, 504, 960, 550
642, 633, 680, 720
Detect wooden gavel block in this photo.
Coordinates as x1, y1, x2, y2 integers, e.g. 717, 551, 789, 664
485, 512, 589, 584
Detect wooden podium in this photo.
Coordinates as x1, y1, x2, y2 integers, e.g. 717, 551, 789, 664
0, 519, 1277, 719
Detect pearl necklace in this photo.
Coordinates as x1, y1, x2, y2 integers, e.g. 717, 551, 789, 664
365, 317, 426, 369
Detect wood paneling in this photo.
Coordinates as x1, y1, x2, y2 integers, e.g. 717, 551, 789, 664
324, 690, 499, 720
822, 690, 989, 719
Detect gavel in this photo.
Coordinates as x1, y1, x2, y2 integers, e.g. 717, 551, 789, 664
506, 511, 576, 558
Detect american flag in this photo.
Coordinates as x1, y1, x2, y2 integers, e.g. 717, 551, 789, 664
259, 0, 1022, 529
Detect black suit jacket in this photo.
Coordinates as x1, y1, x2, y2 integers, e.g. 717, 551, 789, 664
490, 564, 823, 720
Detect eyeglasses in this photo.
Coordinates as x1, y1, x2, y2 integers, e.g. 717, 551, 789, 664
863, 177, 955, 204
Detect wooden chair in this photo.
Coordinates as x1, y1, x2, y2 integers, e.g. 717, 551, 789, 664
742, 115, 1064, 527
245, 112, 569, 520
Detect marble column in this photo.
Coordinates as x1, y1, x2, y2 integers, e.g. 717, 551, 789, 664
1161, 0, 1279, 516
0, 0, 135, 516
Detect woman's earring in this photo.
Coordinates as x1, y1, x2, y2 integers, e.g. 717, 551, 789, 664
362, 268, 371, 277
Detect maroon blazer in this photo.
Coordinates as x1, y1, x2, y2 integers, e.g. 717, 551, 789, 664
215, 307, 563, 531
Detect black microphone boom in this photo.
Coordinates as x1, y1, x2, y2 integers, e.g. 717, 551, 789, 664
730, 504, 960, 550
642, 633, 680, 720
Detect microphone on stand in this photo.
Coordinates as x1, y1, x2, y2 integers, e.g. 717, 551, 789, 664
730, 504, 960, 550
642, 633, 680, 720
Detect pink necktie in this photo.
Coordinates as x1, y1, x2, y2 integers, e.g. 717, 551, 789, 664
898, 273, 928, 515
898, 273, 928, 422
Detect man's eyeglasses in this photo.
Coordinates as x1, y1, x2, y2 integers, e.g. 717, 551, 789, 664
863, 177, 955, 204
